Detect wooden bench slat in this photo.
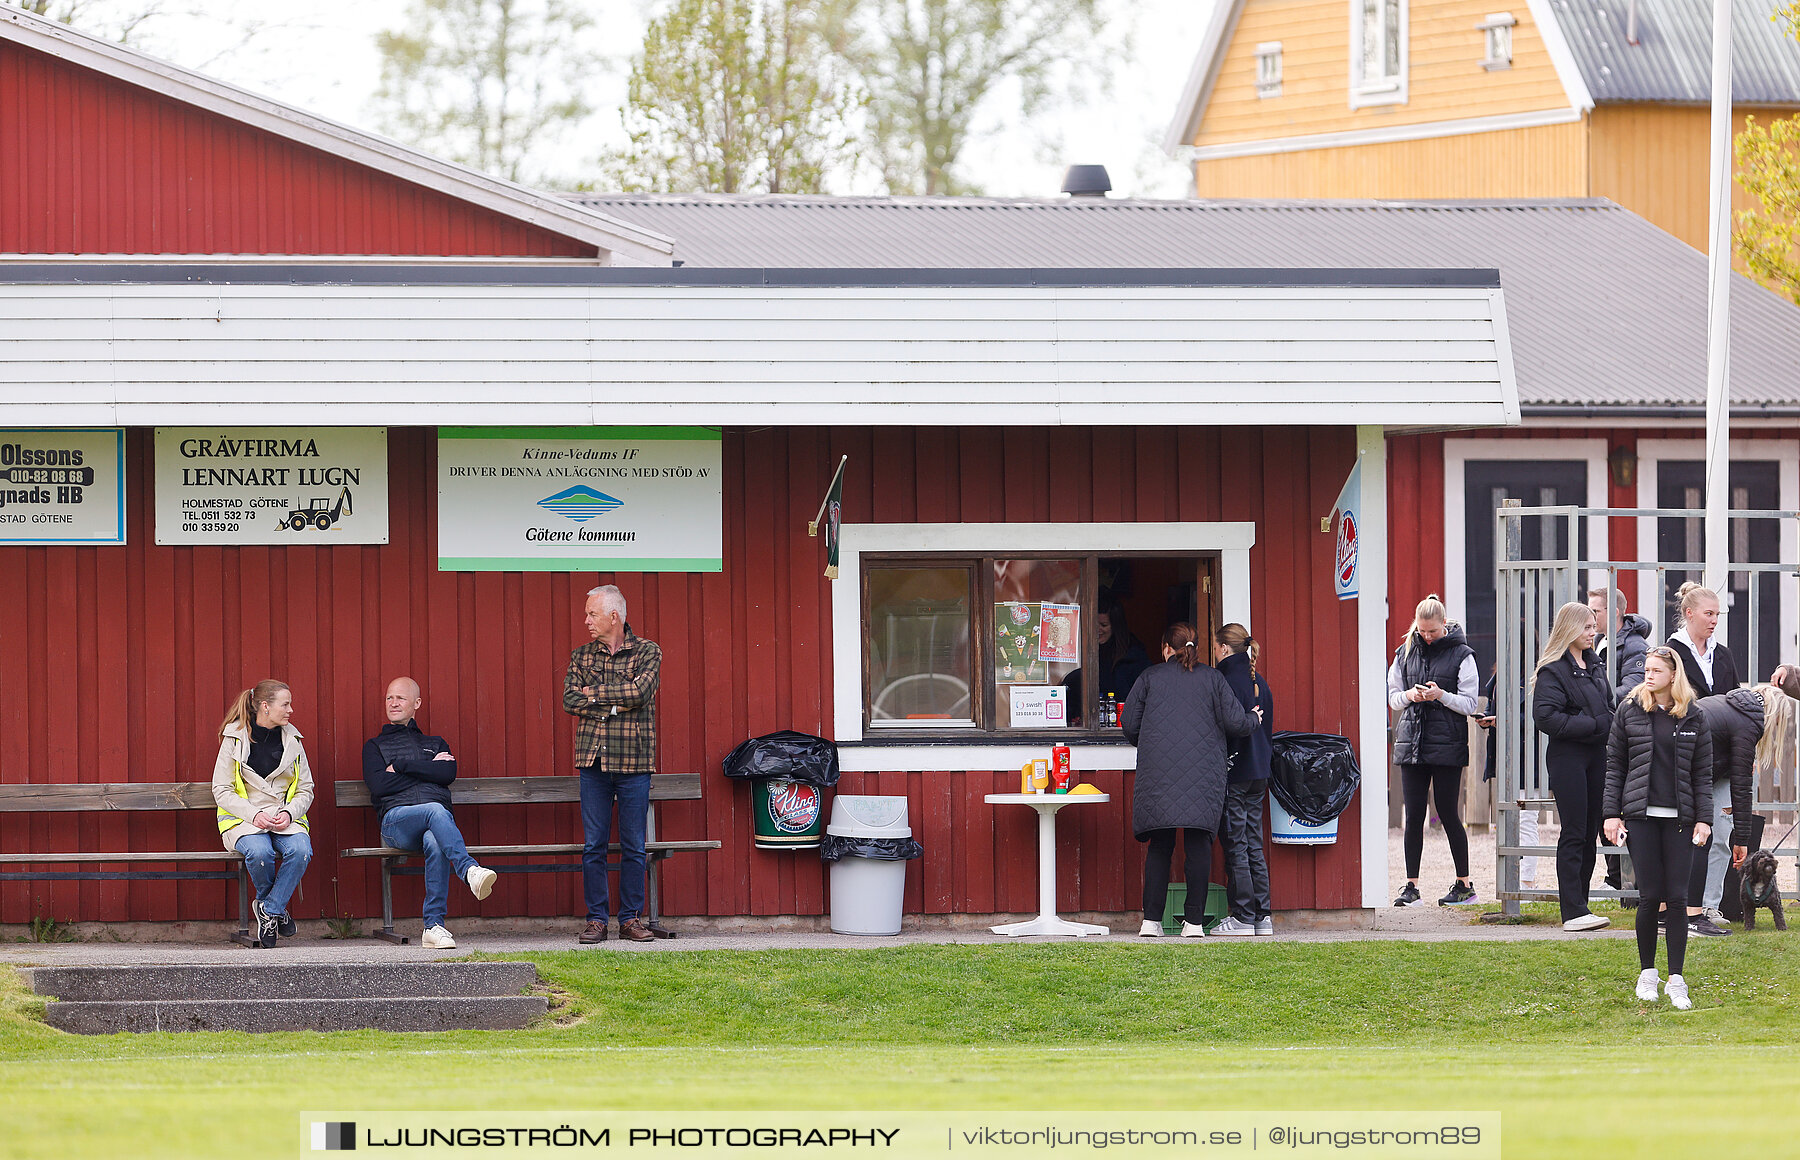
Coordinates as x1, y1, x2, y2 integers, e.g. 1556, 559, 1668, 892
0, 851, 242, 863
340, 840, 721, 858
0, 782, 215, 811
331, 772, 703, 808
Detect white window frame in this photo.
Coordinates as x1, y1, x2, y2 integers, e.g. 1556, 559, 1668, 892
1255, 42, 1284, 98
1349, 0, 1409, 108
831, 522, 1256, 769
1477, 13, 1516, 71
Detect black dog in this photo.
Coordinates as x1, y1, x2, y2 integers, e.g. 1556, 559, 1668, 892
1739, 849, 1786, 931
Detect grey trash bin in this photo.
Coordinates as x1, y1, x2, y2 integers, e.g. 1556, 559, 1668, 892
826, 796, 911, 936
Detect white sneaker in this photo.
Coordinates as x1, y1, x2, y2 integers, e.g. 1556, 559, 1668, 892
1635, 968, 1661, 1001
1212, 916, 1257, 936
1139, 919, 1162, 937
1563, 913, 1610, 932
1665, 974, 1692, 1010
465, 865, 497, 900
1180, 921, 1208, 938
1702, 907, 1729, 926
1254, 917, 1275, 936
421, 925, 457, 949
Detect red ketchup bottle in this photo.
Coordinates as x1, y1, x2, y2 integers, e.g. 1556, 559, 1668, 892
1051, 745, 1073, 793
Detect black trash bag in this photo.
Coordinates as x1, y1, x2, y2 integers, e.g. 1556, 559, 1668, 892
819, 834, 924, 862
1268, 731, 1361, 826
721, 730, 841, 787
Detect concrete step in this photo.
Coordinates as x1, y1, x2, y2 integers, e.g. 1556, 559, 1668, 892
45, 995, 547, 1034
27, 961, 538, 1002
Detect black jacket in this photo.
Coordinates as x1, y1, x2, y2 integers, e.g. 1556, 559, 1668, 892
1392, 623, 1476, 767
1600, 613, 1652, 700
1667, 636, 1742, 698
1531, 649, 1615, 750
1216, 650, 1275, 785
1603, 698, 1713, 824
1122, 659, 1257, 837
362, 720, 458, 822
1696, 689, 1764, 847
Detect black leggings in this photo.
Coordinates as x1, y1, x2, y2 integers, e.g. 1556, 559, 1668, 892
1401, 764, 1469, 879
1142, 828, 1213, 923
1547, 742, 1607, 922
1626, 816, 1695, 975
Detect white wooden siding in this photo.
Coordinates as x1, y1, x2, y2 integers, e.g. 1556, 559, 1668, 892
0, 281, 1518, 427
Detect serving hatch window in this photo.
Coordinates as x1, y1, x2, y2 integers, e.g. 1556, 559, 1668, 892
861, 553, 1218, 735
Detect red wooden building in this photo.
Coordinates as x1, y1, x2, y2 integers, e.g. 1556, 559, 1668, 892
0, 8, 1520, 931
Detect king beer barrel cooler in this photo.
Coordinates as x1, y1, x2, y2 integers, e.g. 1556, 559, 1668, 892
751, 778, 825, 850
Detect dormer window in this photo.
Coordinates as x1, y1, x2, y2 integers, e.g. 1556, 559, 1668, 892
1255, 42, 1284, 98
1351, 0, 1407, 107
1477, 13, 1516, 70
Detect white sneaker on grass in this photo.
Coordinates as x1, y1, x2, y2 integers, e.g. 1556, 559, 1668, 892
1139, 919, 1162, 937
1179, 921, 1208, 938
466, 865, 498, 900
1702, 907, 1729, 926
1212, 916, 1257, 936
422, 925, 457, 949
1635, 969, 1661, 1002
1563, 912, 1610, 932
1665, 975, 1692, 1010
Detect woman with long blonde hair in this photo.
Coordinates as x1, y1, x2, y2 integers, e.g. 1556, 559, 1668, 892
1603, 647, 1712, 1008
1386, 595, 1481, 907
211, 679, 314, 948
1531, 601, 1616, 931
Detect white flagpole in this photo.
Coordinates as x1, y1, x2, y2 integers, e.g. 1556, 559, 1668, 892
1702, 0, 1733, 598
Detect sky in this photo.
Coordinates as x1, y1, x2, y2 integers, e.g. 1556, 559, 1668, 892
68, 0, 1214, 199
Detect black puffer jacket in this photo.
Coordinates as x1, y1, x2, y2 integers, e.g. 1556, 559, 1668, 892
1392, 623, 1476, 767
1696, 689, 1764, 847
1531, 649, 1615, 749
1602, 613, 1652, 701
1603, 698, 1713, 824
1122, 659, 1258, 837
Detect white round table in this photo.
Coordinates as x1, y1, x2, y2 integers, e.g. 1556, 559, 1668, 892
983, 792, 1112, 937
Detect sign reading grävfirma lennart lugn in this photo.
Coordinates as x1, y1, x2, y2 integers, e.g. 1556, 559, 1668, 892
0, 429, 125, 546
154, 428, 389, 545
436, 428, 722, 572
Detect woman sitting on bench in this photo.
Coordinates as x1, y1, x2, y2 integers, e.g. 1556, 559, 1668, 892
212, 679, 314, 948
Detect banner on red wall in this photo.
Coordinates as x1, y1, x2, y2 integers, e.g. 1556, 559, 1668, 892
154, 427, 389, 545
0, 428, 125, 545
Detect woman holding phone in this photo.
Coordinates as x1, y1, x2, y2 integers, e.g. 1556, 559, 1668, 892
1531, 601, 1616, 932
1387, 595, 1481, 907
1603, 647, 1713, 1009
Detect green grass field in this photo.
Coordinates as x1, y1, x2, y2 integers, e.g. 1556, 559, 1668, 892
4, 937, 1797, 1159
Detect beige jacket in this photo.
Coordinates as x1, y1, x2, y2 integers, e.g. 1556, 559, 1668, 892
211, 722, 315, 851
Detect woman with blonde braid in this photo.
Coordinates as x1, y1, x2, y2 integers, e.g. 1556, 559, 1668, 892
212, 680, 314, 948
1210, 623, 1276, 936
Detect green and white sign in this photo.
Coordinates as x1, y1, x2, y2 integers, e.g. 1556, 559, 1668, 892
437, 427, 722, 572
0, 429, 125, 546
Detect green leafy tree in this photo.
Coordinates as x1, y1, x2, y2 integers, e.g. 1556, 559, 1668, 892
608, 0, 861, 193
1734, 2, 1800, 302
827, 0, 1113, 196
371, 0, 601, 186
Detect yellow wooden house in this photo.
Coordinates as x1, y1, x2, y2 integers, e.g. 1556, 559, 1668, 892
1164, 0, 1800, 250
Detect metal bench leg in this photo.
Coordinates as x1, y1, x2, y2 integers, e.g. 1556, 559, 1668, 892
645, 804, 675, 939
374, 856, 409, 945
230, 860, 259, 948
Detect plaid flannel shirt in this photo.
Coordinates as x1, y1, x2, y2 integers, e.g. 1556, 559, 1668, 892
563, 628, 662, 772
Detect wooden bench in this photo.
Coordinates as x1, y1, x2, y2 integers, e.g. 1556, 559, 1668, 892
0, 782, 258, 946
334, 773, 718, 943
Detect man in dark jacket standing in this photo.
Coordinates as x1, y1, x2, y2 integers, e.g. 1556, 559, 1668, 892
1590, 586, 1651, 701
362, 677, 497, 949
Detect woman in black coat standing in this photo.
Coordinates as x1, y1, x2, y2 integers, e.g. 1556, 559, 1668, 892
1121, 622, 1259, 939
1531, 601, 1616, 932
1666, 582, 1742, 697
1210, 623, 1276, 937
1603, 646, 1713, 1010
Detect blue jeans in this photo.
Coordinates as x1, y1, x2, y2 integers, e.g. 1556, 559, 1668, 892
579, 767, 650, 923
381, 802, 478, 928
235, 831, 312, 918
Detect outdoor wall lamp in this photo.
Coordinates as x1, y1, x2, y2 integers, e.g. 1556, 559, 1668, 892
1609, 444, 1637, 490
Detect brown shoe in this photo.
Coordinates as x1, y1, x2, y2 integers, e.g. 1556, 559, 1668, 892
618, 917, 655, 942
578, 920, 608, 944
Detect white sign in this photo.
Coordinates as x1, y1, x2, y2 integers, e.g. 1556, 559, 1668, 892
0, 429, 125, 546
155, 428, 389, 545
1010, 685, 1068, 728
437, 427, 722, 572
1333, 456, 1361, 601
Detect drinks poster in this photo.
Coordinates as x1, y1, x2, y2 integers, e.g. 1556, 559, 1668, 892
1037, 603, 1080, 663
994, 602, 1048, 684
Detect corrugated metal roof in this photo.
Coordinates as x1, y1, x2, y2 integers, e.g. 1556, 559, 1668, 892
573, 192, 1800, 413
1547, 0, 1800, 104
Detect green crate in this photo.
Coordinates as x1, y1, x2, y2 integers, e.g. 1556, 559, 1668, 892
1161, 882, 1229, 934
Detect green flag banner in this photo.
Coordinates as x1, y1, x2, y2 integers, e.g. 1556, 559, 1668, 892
808, 455, 847, 579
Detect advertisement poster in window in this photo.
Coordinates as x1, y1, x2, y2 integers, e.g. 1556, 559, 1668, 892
155, 427, 389, 545
1037, 603, 1081, 663
995, 602, 1048, 684
1010, 685, 1068, 727
0, 428, 125, 546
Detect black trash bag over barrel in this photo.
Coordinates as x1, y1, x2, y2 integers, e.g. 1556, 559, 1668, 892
721, 730, 841, 788
1268, 731, 1360, 826
818, 835, 924, 862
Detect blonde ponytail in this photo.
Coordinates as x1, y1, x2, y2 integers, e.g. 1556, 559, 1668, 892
219, 679, 289, 738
